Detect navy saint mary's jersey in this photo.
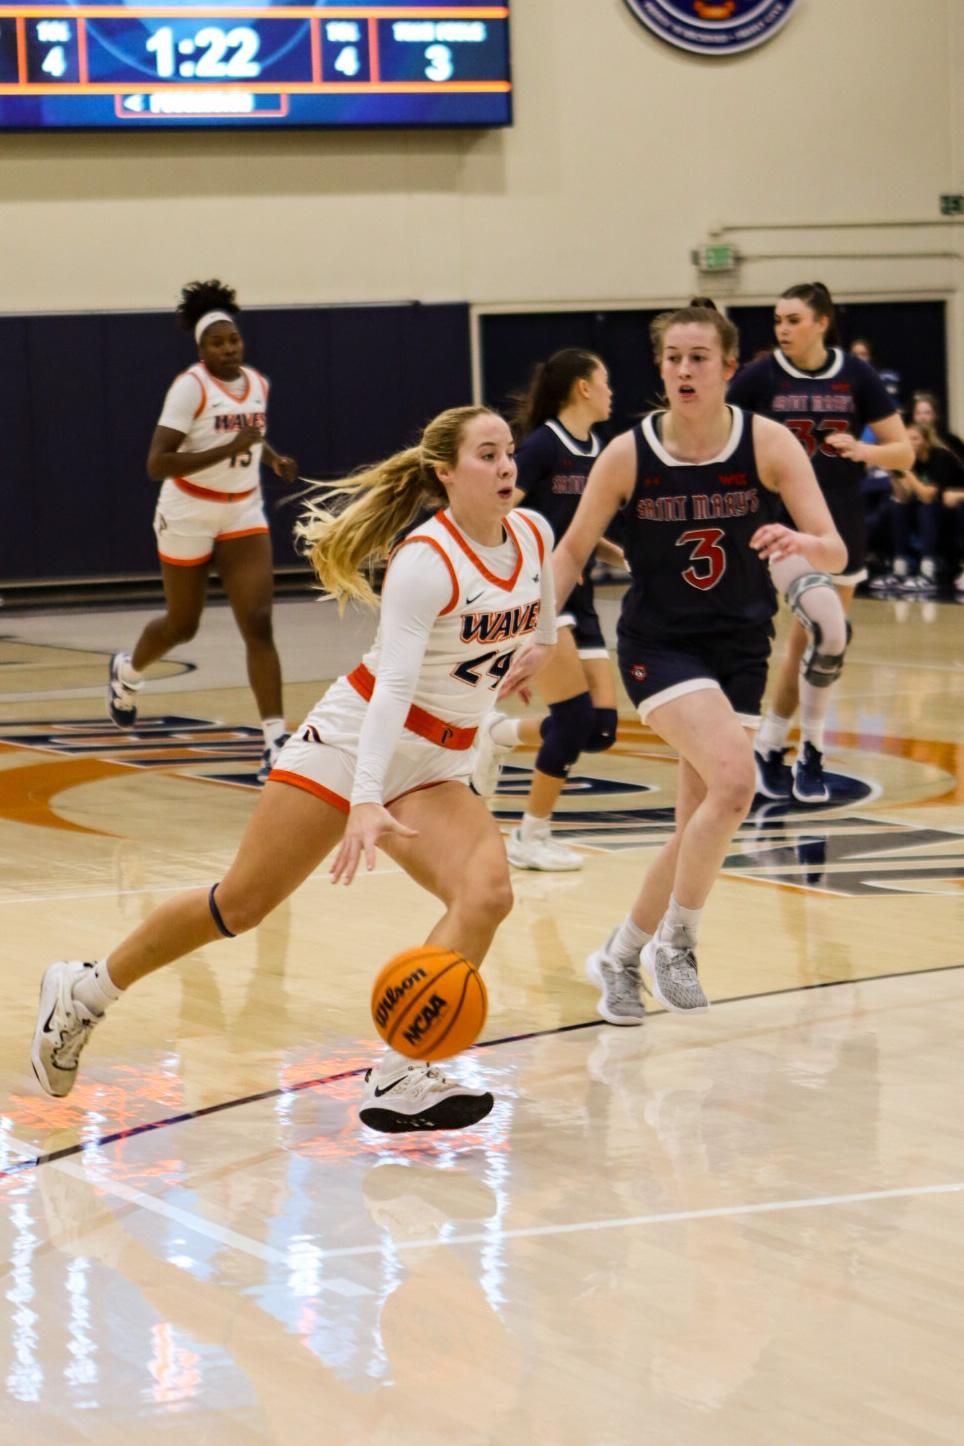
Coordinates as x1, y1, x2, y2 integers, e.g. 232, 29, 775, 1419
515, 419, 602, 618
728, 347, 897, 570
618, 407, 780, 644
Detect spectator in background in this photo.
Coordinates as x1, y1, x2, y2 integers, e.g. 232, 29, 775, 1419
909, 391, 964, 463
848, 338, 874, 365
870, 420, 964, 592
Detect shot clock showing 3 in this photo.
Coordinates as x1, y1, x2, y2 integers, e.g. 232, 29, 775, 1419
0, 1, 512, 129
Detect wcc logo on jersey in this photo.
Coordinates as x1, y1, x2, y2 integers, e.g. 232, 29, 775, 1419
623, 0, 799, 55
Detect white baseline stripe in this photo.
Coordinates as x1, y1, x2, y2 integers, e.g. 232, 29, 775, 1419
3, 1130, 372, 1297
320, 1180, 964, 1259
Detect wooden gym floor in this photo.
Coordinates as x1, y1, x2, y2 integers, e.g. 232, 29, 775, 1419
0, 588, 961, 1445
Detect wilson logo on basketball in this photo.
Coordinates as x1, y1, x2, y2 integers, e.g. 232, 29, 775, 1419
374, 968, 429, 1029
371, 946, 488, 1060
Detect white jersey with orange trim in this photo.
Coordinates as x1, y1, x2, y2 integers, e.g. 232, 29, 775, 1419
157, 363, 269, 497
305, 506, 557, 806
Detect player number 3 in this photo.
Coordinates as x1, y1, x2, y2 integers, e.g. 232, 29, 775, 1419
677, 527, 726, 591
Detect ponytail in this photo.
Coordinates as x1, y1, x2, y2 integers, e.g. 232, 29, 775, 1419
510, 348, 603, 439
296, 405, 499, 610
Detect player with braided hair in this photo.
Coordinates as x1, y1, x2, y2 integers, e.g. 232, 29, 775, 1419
107, 279, 299, 783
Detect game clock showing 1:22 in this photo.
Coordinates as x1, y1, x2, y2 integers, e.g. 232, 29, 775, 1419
0, 2, 511, 128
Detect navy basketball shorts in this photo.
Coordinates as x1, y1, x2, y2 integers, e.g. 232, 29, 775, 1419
558, 580, 608, 660
617, 625, 773, 728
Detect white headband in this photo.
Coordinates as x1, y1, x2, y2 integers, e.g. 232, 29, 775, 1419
195, 310, 235, 345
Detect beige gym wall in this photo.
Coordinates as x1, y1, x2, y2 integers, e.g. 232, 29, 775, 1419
0, 1, 960, 334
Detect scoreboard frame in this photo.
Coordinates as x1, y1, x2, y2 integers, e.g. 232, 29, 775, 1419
0, 3, 513, 130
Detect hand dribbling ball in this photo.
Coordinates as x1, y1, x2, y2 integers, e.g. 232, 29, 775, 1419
371, 946, 487, 1060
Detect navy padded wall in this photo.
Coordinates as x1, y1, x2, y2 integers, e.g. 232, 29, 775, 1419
29, 315, 111, 579
1, 302, 471, 584
0, 317, 37, 581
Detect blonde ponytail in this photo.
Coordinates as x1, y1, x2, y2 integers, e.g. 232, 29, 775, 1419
296, 405, 497, 609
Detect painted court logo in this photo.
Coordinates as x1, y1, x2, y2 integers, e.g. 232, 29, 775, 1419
623, 0, 799, 55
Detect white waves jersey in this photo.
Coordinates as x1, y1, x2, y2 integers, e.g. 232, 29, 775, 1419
157, 363, 269, 496
349, 507, 553, 735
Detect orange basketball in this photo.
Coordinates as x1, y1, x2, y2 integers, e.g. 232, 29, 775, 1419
371, 946, 488, 1061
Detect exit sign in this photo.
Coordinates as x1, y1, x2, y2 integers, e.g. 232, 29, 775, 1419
940, 194, 964, 216
694, 242, 739, 273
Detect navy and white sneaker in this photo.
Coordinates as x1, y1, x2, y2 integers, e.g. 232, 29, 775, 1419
754, 747, 792, 800
359, 1062, 494, 1133
792, 742, 830, 804
258, 732, 290, 785
107, 651, 141, 729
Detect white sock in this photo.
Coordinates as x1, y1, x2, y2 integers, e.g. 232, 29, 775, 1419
921, 556, 937, 581
119, 656, 143, 686
894, 557, 909, 578
72, 959, 122, 1018
489, 715, 522, 749
375, 1048, 414, 1081
261, 717, 285, 748
609, 916, 652, 967
756, 711, 792, 755
659, 896, 702, 950
520, 811, 550, 842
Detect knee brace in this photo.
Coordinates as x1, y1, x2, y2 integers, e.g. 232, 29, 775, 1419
535, 692, 595, 778
787, 571, 852, 688
585, 707, 618, 753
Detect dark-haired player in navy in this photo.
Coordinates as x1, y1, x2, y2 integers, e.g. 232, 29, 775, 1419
500, 301, 846, 1026
472, 348, 623, 874
729, 282, 912, 803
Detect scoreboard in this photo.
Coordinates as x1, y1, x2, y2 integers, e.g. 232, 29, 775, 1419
0, 2, 512, 128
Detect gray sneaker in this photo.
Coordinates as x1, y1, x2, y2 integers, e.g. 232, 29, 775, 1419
641, 938, 710, 1012
586, 931, 646, 1026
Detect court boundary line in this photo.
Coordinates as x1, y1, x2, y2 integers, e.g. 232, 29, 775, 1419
319, 1179, 964, 1258
3, 958, 962, 1180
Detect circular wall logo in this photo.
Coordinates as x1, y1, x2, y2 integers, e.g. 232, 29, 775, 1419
623, 1, 800, 56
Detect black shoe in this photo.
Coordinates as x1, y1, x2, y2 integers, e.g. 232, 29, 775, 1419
792, 743, 829, 804
754, 747, 791, 800
107, 651, 140, 729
